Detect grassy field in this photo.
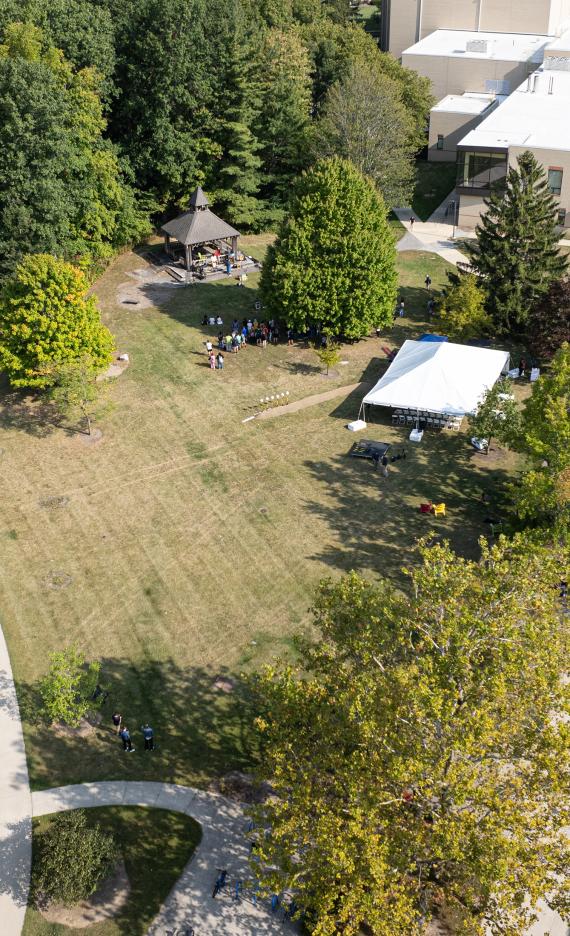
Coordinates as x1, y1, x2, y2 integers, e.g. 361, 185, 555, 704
24, 807, 201, 936
413, 160, 457, 220
0, 241, 525, 791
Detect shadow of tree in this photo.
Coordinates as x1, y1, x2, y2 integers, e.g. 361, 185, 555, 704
0, 388, 60, 439
0, 813, 31, 908
301, 414, 514, 582
21, 661, 259, 793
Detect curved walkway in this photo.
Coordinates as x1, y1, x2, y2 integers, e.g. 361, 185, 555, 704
32, 782, 297, 936
0, 627, 32, 935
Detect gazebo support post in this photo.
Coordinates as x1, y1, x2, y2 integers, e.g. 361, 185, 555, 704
231, 235, 238, 260
184, 245, 191, 271
164, 234, 170, 256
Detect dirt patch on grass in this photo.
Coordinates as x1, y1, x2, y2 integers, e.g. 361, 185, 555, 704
39, 860, 130, 928
117, 267, 186, 309
52, 712, 102, 739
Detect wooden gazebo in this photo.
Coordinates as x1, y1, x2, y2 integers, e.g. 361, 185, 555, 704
160, 188, 240, 270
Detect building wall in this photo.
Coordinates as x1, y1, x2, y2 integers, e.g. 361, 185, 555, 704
478, 0, 551, 33
401, 52, 536, 98
509, 144, 570, 225
388, 0, 420, 58
428, 109, 494, 160
457, 193, 487, 228
388, 0, 570, 58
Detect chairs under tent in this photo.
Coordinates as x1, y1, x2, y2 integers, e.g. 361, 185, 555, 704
391, 409, 462, 431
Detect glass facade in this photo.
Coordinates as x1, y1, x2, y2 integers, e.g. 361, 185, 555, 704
456, 150, 508, 192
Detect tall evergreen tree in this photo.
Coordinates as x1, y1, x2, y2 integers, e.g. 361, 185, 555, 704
209, 23, 265, 229
464, 151, 567, 334
261, 157, 397, 338
256, 28, 312, 209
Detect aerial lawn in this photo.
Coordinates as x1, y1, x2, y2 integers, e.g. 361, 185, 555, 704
1, 242, 524, 791
24, 806, 201, 936
413, 159, 457, 220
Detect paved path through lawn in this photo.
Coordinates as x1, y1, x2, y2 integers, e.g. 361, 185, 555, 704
254, 381, 369, 420
32, 782, 297, 936
393, 202, 469, 266
0, 628, 32, 935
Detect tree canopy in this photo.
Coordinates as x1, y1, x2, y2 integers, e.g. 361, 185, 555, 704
464, 151, 567, 335
313, 62, 416, 208
526, 277, 570, 361
260, 157, 397, 339
251, 538, 570, 936
510, 343, 570, 527
0, 254, 114, 387
436, 272, 491, 343
0, 22, 147, 276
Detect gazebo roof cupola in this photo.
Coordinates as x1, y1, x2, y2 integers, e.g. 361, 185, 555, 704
188, 186, 209, 210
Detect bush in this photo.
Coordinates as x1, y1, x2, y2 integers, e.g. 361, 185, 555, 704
40, 646, 102, 727
32, 810, 118, 906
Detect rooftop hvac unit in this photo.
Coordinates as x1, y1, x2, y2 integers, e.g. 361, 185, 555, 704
466, 39, 489, 53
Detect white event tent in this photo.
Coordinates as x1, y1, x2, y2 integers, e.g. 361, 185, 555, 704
361, 340, 509, 419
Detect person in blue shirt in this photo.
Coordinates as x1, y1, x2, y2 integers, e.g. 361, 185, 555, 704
120, 726, 134, 752
141, 724, 154, 751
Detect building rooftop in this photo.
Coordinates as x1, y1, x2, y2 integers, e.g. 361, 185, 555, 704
459, 67, 570, 151
431, 92, 506, 115
543, 27, 570, 53
403, 29, 550, 63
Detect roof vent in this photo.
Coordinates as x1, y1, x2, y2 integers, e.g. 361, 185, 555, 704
466, 39, 488, 53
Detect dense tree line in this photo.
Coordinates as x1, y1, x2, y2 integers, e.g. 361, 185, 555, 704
0, 0, 433, 275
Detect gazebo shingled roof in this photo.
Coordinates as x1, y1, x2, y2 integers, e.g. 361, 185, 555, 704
161, 187, 240, 247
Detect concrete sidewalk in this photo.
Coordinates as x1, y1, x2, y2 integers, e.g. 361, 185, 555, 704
0, 628, 32, 936
393, 202, 469, 266
32, 782, 297, 936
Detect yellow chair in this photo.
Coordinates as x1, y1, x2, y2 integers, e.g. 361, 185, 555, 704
432, 503, 446, 517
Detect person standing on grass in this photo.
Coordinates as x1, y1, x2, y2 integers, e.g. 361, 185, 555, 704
120, 726, 135, 752
141, 724, 155, 751
425, 274, 432, 290
217, 352, 224, 370
398, 300, 405, 317
209, 351, 216, 370
205, 339, 213, 354
112, 711, 122, 735
381, 454, 389, 478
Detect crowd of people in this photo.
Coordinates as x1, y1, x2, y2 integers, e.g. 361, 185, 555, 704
202, 315, 282, 371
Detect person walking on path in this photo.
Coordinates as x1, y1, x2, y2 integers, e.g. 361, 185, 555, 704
112, 711, 122, 735
425, 274, 432, 290
120, 726, 135, 752
141, 724, 155, 751
410, 216, 415, 230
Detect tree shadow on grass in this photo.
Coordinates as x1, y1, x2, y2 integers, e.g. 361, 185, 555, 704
140, 278, 261, 332
301, 410, 515, 583
0, 387, 60, 439
20, 661, 260, 793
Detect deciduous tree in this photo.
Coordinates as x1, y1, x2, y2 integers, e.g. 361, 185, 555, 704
510, 342, 570, 525
261, 157, 397, 338
251, 538, 570, 935
0, 255, 114, 388
436, 273, 491, 342
526, 277, 570, 361
40, 647, 102, 727
468, 377, 520, 454
464, 151, 567, 334
49, 356, 110, 435
313, 63, 416, 208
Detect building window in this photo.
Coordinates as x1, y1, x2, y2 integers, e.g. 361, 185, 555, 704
456, 150, 508, 191
548, 168, 563, 196
437, 134, 444, 150
558, 208, 567, 226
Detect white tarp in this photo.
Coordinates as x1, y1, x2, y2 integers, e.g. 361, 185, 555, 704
362, 340, 509, 416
